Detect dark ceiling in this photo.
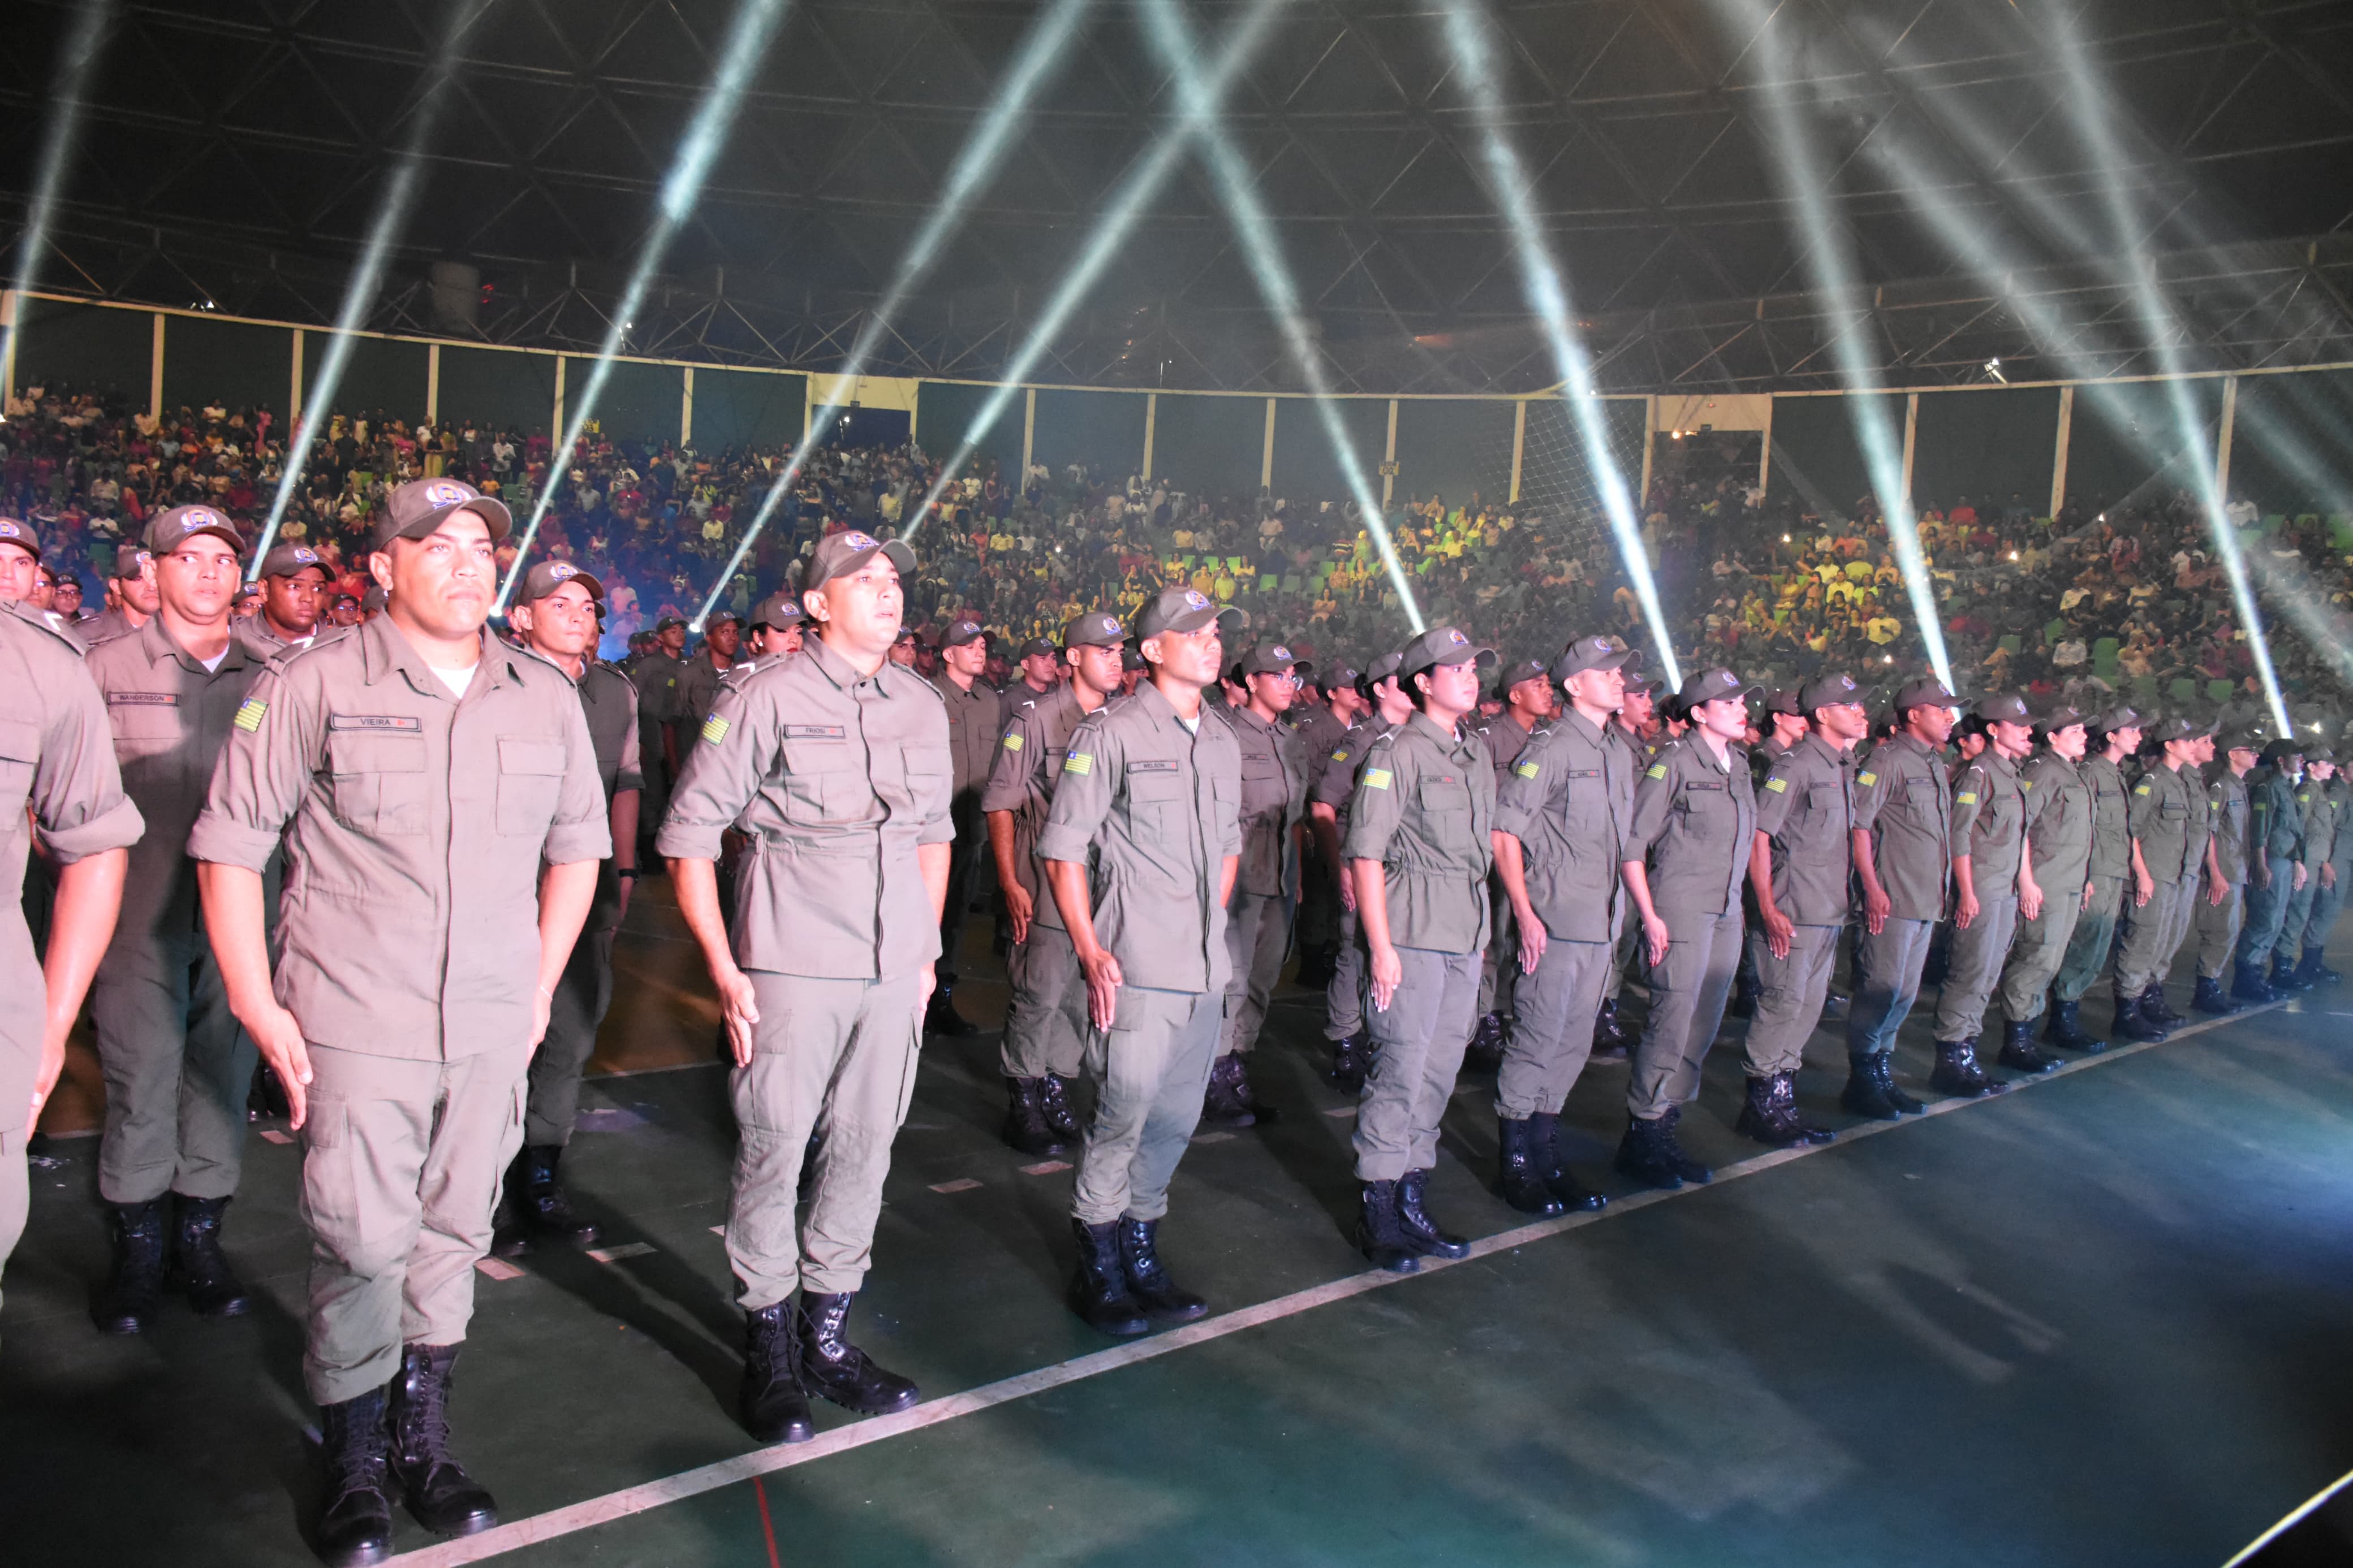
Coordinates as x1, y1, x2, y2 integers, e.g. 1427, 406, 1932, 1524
5, 0, 2352, 392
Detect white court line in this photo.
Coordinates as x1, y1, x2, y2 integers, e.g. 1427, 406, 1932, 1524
389, 1001, 2277, 1566
2221, 1463, 2353, 1567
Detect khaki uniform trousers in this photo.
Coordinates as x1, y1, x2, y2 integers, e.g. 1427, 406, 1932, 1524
2236, 857, 2295, 971
1001, 923, 1088, 1081
2118, 879, 2187, 995
299, 1039, 531, 1406
1356, 947, 1480, 1181
2055, 876, 2125, 1003
1999, 888, 2085, 1023
1846, 917, 1936, 1059
1475, 878, 1519, 1022
2278, 869, 2319, 962
937, 797, 985, 980
1074, 986, 1221, 1225
2162, 869, 2204, 975
1220, 889, 1293, 1056
527, 926, 614, 1147
1325, 906, 1367, 1042
1628, 909, 1744, 1120
1, 1069, 32, 1326
2302, 869, 2347, 958
1744, 922, 1842, 1078
1933, 896, 2019, 1043
729, 971, 923, 1310
2195, 878, 2244, 979
89, 930, 256, 1206
1496, 936, 1611, 1121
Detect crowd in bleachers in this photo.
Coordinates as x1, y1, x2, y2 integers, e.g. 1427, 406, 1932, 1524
5, 378, 2348, 727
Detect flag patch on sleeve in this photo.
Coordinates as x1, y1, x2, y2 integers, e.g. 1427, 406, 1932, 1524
1647, 763, 1667, 780
1956, 791, 1977, 805
1765, 777, 1788, 793
1363, 768, 1392, 790
701, 716, 729, 745
1858, 771, 1877, 786
1064, 753, 1091, 775
1002, 733, 1023, 751
2135, 784, 2152, 796
234, 698, 267, 732
1514, 760, 1540, 779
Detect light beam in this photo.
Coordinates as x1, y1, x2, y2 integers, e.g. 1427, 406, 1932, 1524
2, 0, 115, 407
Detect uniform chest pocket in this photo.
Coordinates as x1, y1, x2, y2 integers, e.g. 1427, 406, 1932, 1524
495, 738, 567, 836
1239, 750, 1288, 813
894, 744, 946, 816
0, 717, 35, 821
781, 735, 858, 826
2160, 799, 2187, 820
1123, 766, 1186, 841
327, 731, 428, 836
105, 698, 184, 762
1418, 776, 1475, 856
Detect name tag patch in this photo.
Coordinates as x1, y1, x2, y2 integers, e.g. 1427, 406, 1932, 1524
107, 691, 179, 706
1128, 759, 1179, 774
328, 714, 421, 732
783, 724, 844, 739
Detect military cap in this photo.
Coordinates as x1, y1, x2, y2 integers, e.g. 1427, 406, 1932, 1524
1019, 636, 1057, 660
2259, 737, 2304, 764
2093, 705, 2143, 734
1398, 624, 1496, 679
1236, 641, 1300, 677
373, 477, 512, 551
2153, 714, 2217, 742
2222, 727, 2265, 755
1974, 691, 2035, 725
941, 615, 986, 649
1892, 676, 1960, 714
2036, 699, 2087, 732
704, 608, 743, 629
1552, 633, 1634, 683
656, 615, 687, 633
1799, 671, 1869, 712
514, 559, 603, 606
1321, 661, 1363, 690
1679, 667, 1759, 708
113, 543, 152, 580
1763, 688, 1803, 717
752, 591, 804, 630
1361, 649, 1406, 689
1136, 584, 1245, 640
1063, 611, 1126, 650
1120, 646, 1147, 672
361, 584, 389, 614
802, 528, 917, 595
146, 504, 242, 556
0, 517, 40, 557
257, 541, 329, 580
1496, 657, 1550, 694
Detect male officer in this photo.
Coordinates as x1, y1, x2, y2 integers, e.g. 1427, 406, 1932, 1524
2275, 750, 2338, 991
2117, 716, 2215, 1033
1290, 662, 1362, 986
1845, 677, 1959, 1117
1037, 586, 1240, 1336
82, 506, 274, 1333
1932, 692, 2039, 1095
0, 516, 43, 607
81, 543, 160, 644
1617, 668, 1759, 1189
1489, 633, 1634, 1212
1001, 635, 1062, 729
1742, 671, 1869, 1146
661, 529, 949, 1443
2144, 724, 2218, 1029
2194, 729, 2261, 1015
2235, 738, 2306, 1001
630, 616, 688, 850
672, 610, 742, 757
194, 478, 608, 1561
2, 599, 141, 1304
1204, 641, 1308, 1126
2048, 708, 2146, 1046
1309, 653, 1413, 1090
497, 560, 642, 1253
1467, 657, 1554, 1061
243, 541, 332, 655
2298, 749, 2353, 986
929, 614, 999, 1038
985, 612, 1128, 1156
1993, 701, 2095, 1071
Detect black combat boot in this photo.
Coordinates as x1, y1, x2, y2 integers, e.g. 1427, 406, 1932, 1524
1840, 1057, 1903, 1121
1355, 1180, 1420, 1273
1116, 1216, 1208, 1320
1820, 991, 1850, 1022
1035, 1074, 1082, 1141
2288, 949, 2328, 990
1736, 1073, 1836, 1146
2270, 953, 2303, 995
2044, 998, 2101, 1049
1869, 1053, 1928, 1115
386, 1344, 498, 1537
1464, 1011, 1506, 1070
1996, 1019, 2063, 1075
1615, 1109, 1712, 1189
1494, 1116, 1566, 1216
1397, 1169, 1472, 1259
2191, 974, 2239, 1016
511, 1146, 600, 1249
1068, 1218, 1150, 1336
314, 1389, 395, 1567
2110, 991, 2167, 1042
1589, 1000, 1630, 1061
1200, 1052, 1261, 1127
796, 1292, 921, 1413
923, 980, 977, 1037
2141, 982, 2187, 1026
2233, 959, 2277, 1004
1928, 1037, 2010, 1098
1727, 973, 1757, 1019
92, 1197, 169, 1335
1328, 1034, 1369, 1092
1527, 1111, 1606, 1212
739, 1302, 815, 1444
170, 1193, 252, 1318
1000, 1078, 1065, 1157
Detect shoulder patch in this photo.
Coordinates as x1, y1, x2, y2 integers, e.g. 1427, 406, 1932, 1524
701, 716, 729, 745
1765, 776, 1788, 793
1331, 748, 1349, 761
1002, 732, 1023, 750
1956, 791, 1978, 805
2020, 779, 2034, 790
234, 697, 268, 732
1857, 771, 1877, 786
1647, 763, 1668, 780
1514, 760, 1540, 779
2135, 784, 2152, 796
1363, 768, 1393, 791
1063, 753, 1092, 775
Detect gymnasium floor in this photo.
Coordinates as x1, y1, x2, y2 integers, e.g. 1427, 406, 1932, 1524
6, 880, 2350, 1567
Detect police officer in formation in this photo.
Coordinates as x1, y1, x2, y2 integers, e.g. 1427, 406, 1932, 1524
1991, 701, 2093, 1074
928, 613, 999, 1038
2275, 750, 2338, 988
2119, 717, 2220, 1034
1308, 650, 1415, 1091
2047, 708, 2147, 1044
2296, 754, 2353, 986
244, 542, 332, 655
1845, 677, 1958, 1116
1206, 641, 1310, 1125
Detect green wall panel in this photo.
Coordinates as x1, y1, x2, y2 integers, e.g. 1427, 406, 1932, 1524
570, 357, 683, 448
2064, 377, 2225, 513
161, 314, 293, 422
692, 367, 805, 452
2227, 369, 2353, 519
1911, 386, 2062, 517
309, 335, 430, 424
1391, 399, 1516, 513
1766, 394, 1905, 521
915, 381, 1024, 481
436, 347, 557, 434
1149, 393, 1267, 500
14, 300, 151, 403
1268, 397, 1389, 506
1032, 388, 1148, 480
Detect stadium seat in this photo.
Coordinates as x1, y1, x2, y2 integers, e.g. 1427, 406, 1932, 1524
1999, 634, 2022, 655
2170, 678, 2197, 704
2207, 680, 2234, 703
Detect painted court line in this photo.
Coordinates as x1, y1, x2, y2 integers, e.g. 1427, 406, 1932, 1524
586, 1242, 658, 1264
389, 1000, 2278, 1566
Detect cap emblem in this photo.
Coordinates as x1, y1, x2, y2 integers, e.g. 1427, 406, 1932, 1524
182, 508, 223, 532
548, 562, 577, 581
1273, 645, 1291, 659
1183, 590, 1211, 611
0, 521, 20, 539
842, 531, 877, 550
424, 480, 473, 507
1447, 629, 1467, 645
292, 546, 317, 563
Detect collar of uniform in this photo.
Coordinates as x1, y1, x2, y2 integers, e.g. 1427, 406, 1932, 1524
1796, 732, 1846, 770
513, 638, 584, 688
1229, 703, 1281, 738
137, 610, 256, 674
800, 627, 898, 694
932, 667, 986, 702
1559, 706, 1610, 747
1403, 709, 1472, 757
361, 615, 524, 698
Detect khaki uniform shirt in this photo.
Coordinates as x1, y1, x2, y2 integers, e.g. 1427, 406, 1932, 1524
1493, 707, 1634, 943
1, 604, 146, 1112
2083, 754, 2134, 882
658, 632, 953, 980
934, 670, 1005, 809
1311, 720, 1396, 832
2129, 762, 2205, 884
236, 619, 318, 660
1951, 748, 2029, 894
1853, 732, 1952, 922
674, 650, 736, 749
2298, 778, 2337, 868
2330, 777, 2353, 874
1627, 735, 1757, 922
190, 616, 611, 1060
522, 651, 642, 930
1291, 702, 1346, 765
84, 617, 270, 947
1226, 705, 1308, 900
1753, 733, 1854, 926
2209, 770, 2252, 884
1035, 682, 1243, 993
999, 679, 1056, 737
630, 650, 685, 753
2019, 751, 2094, 891
1477, 712, 1533, 785
1342, 711, 1496, 954
980, 683, 1093, 933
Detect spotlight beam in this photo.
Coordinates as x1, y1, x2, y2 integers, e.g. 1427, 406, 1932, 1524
249, 0, 490, 571
901, 0, 1295, 543
1136, 0, 1422, 630
694, 0, 1098, 629
1709, 0, 1953, 693
2, 0, 115, 404
497, 0, 795, 615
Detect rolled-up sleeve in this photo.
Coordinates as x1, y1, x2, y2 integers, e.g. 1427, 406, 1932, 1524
978, 715, 1034, 815
656, 680, 768, 862
191, 665, 316, 872
1623, 758, 1675, 862
1037, 714, 1115, 864
1490, 731, 1553, 841
1949, 764, 1989, 849
541, 699, 614, 866
29, 660, 145, 862
1340, 740, 1404, 863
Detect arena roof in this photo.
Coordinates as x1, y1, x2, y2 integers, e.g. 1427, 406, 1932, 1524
6, 0, 2352, 393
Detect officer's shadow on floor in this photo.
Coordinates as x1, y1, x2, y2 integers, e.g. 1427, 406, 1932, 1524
516, 1238, 743, 1410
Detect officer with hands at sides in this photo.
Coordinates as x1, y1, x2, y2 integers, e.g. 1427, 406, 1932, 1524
1205, 641, 1310, 1126
2194, 728, 2262, 1016
1993, 701, 2096, 1072
1309, 653, 1415, 1091
928, 614, 998, 1038
2046, 708, 2147, 1046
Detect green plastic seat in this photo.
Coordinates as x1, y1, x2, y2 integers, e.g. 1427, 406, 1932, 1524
2170, 678, 2196, 704
2207, 680, 2233, 703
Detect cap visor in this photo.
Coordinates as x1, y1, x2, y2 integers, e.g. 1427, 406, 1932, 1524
409, 495, 515, 545
525, 571, 604, 605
